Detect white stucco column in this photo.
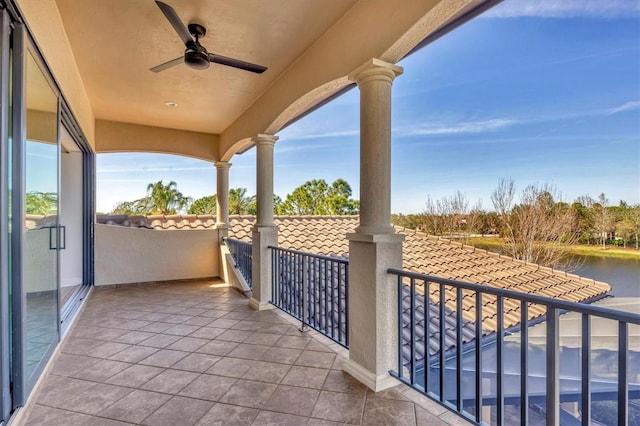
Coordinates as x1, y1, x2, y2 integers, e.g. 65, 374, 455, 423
215, 161, 231, 229
344, 58, 405, 392
250, 134, 279, 310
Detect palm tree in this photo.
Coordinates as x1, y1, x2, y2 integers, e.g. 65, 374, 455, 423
228, 188, 255, 215
146, 180, 192, 215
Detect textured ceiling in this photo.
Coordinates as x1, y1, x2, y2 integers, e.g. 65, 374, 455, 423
54, 0, 358, 134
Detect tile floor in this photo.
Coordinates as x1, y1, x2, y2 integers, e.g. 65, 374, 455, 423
20, 279, 471, 425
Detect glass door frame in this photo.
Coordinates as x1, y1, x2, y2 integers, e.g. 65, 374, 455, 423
59, 108, 94, 335
0, 6, 12, 423
11, 22, 62, 407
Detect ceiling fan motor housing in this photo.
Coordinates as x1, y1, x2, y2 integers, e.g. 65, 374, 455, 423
185, 48, 210, 70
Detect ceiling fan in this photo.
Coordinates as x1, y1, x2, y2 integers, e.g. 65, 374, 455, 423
150, 1, 267, 74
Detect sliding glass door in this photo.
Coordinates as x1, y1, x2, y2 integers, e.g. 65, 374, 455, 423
10, 27, 61, 403
23, 48, 60, 383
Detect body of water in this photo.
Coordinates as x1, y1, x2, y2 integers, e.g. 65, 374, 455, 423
573, 255, 640, 297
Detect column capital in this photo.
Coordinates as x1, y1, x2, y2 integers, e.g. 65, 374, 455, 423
252, 133, 279, 146
348, 58, 403, 86
214, 161, 232, 170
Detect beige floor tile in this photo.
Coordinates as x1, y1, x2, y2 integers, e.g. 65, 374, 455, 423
106, 364, 165, 388
141, 395, 213, 426
178, 374, 238, 401
264, 384, 320, 416
322, 370, 368, 395
195, 402, 260, 425
295, 350, 336, 369
139, 348, 189, 367
218, 379, 278, 409
311, 390, 365, 424
98, 389, 171, 424
139, 369, 199, 394
242, 361, 291, 384
107, 345, 159, 363
252, 410, 310, 425
166, 336, 209, 352
281, 365, 330, 389
361, 397, 416, 425
171, 353, 221, 373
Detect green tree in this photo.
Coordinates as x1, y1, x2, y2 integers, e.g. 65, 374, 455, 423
491, 178, 579, 269
278, 179, 358, 215
621, 204, 640, 249
229, 188, 256, 215
326, 179, 359, 215
572, 196, 596, 244
188, 195, 217, 215
146, 180, 192, 215
110, 198, 151, 215
593, 193, 613, 249
26, 191, 57, 215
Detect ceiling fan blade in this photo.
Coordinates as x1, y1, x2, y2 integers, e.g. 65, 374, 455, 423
208, 53, 267, 74
150, 56, 184, 73
155, 1, 193, 46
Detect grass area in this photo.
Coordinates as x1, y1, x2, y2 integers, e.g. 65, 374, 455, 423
467, 236, 640, 260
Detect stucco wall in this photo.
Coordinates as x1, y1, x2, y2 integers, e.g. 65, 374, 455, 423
95, 224, 220, 286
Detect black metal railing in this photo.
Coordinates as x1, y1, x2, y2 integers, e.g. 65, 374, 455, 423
225, 238, 252, 288
270, 246, 349, 348
388, 268, 640, 426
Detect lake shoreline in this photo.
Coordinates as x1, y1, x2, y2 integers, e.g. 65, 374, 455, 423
468, 237, 640, 261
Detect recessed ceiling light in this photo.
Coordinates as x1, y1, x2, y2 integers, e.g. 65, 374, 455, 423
164, 101, 178, 107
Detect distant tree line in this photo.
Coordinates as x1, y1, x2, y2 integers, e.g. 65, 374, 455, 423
392, 178, 640, 268
109, 178, 358, 217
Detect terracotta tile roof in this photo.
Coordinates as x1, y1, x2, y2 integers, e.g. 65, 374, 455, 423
229, 215, 353, 256
228, 215, 610, 330
96, 214, 217, 230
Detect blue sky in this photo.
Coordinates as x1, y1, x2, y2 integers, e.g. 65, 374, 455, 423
97, 0, 640, 214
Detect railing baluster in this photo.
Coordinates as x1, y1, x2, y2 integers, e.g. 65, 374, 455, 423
439, 283, 446, 402
456, 287, 462, 412
324, 258, 328, 334
497, 296, 504, 426
397, 275, 404, 380
226, 238, 253, 288
475, 292, 483, 424
425, 280, 430, 393
520, 301, 528, 425
301, 254, 309, 331
270, 247, 275, 304
546, 306, 559, 426
338, 262, 343, 343
344, 262, 349, 347
618, 321, 628, 426
330, 259, 335, 339
411, 277, 417, 385
268, 246, 349, 348
581, 314, 591, 426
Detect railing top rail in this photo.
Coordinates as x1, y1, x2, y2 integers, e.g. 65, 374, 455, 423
224, 237, 251, 246
269, 245, 349, 264
388, 267, 640, 325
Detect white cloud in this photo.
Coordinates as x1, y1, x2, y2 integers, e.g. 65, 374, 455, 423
281, 129, 359, 141
396, 118, 516, 136
606, 100, 640, 115
483, 0, 639, 19
97, 166, 212, 174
